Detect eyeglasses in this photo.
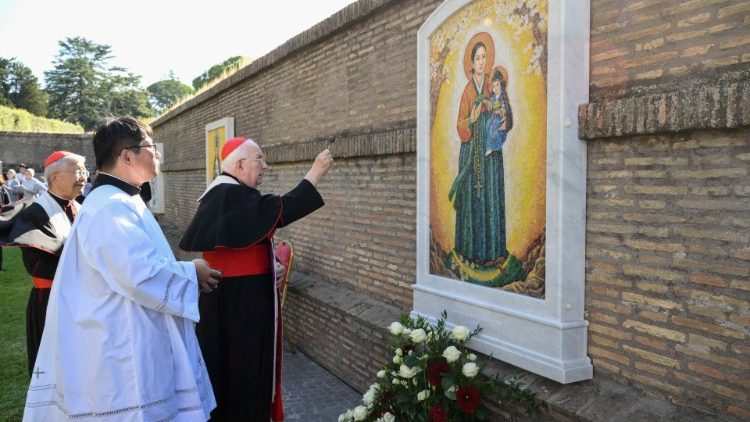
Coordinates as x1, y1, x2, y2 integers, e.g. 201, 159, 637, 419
57, 169, 89, 179
241, 157, 266, 164
125, 144, 158, 152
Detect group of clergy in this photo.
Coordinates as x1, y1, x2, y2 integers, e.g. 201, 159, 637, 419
2, 116, 333, 422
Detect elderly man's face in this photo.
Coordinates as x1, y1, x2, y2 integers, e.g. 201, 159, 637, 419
238, 143, 268, 189
51, 162, 87, 200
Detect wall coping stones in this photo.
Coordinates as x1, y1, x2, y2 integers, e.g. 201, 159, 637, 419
579, 68, 750, 140
150, 0, 396, 129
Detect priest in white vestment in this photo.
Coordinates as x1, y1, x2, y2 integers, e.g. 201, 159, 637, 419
23, 116, 220, 421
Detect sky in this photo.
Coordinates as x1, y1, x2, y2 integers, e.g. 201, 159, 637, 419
0, 0, 357, 88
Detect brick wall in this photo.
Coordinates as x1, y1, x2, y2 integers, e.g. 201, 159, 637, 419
150, 0, 749, 420
0, 132, 94, 173
585, 129, 750, 418
583, 1, 750, 419
155, 0, 434, 310
590, 0, 750, 94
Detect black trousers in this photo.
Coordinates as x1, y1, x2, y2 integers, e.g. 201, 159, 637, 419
26, 287, 50, 377
197, 274, 275, 422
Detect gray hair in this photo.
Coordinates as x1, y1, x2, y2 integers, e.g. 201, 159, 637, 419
44, 154, 86, 180
6, 169, 15, 176
220, 140, 258, 174
26, 168, 35, 177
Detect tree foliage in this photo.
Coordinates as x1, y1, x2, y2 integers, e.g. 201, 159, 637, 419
0, 57, 48, 116
192, 56, 246, 91
147, 73, 193, 115
44, 37, 153, 131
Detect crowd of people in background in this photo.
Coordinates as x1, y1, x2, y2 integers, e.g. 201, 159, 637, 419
1, 163, 95, 206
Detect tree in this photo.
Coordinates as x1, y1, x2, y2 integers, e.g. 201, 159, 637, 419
192, 56, 247, 91
0, 57, 48, 116
106, 69, 153, 118
44, 37, 152, 130
147, 72, 193, 114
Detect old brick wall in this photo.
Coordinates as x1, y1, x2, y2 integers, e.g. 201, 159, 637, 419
590, 0, 750, 94
0, 132, 94, 173
154, 0, 434, 310
582, 1, 750, 419
151, 0, 749, 420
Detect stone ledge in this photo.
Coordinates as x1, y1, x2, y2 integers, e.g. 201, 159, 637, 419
579, 68, 750, 140
264, 124, 416, 163
285, 272, 729, 421
160, 124, 416, 172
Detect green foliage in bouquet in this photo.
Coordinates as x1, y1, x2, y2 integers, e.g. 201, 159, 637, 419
339, 311, 544, 422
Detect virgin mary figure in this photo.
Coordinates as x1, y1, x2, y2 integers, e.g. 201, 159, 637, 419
449, 32, 508, 265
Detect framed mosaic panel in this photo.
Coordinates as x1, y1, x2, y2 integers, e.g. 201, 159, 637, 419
205, 117, 235, 186
414, 0, 592, 383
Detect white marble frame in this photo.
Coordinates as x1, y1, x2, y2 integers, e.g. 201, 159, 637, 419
147, 143, 165, 214
413, 0, 592, 384
205, 117, 235, 186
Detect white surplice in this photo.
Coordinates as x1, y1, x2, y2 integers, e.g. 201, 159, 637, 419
23, 183, 215, 421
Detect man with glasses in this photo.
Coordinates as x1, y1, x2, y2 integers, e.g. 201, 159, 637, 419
24, 117, 218, 421
180, 137, 333, 421
3, 151, 86, 376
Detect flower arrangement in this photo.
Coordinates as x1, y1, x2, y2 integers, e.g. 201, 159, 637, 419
339, 311, 543, 421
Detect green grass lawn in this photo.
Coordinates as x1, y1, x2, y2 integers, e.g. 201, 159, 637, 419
0, 248, 30, 421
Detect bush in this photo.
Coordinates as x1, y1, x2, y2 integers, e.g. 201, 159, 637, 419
0, 105, 83, 133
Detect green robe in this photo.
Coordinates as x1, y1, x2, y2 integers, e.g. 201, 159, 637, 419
450, 73, 507, 263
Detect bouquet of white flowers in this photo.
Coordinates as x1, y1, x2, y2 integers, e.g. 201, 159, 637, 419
339, 311, 542, 421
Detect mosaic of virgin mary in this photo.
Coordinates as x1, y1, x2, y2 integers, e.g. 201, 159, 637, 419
428, 0, 548, 298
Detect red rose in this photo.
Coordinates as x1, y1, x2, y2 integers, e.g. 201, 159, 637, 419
427, 360, 450, 386
456, 385, 481, 414
429, 404, 448, 422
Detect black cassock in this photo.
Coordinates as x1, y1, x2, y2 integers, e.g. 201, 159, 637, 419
1, 194, 77, 376
180, 174, 323, 422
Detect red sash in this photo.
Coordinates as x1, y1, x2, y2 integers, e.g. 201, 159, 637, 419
202, 243, 272, 277
32, 277, 53, 289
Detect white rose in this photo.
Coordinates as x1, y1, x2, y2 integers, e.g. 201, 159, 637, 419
363, 389, 375, 405
402, 328, 411, 335
389, 322, 404, 335
443, 345, 461, 363
399, 364, 417, 378
338, 414, 346, 422
381, 412, 395, 422
451, 325, 470, 341
462, 362, 479, 378
392, 355, 402, 364
377, 369, 386, 378
353, 405, 368, 421
409, 328, 427, 343
417, 389, 431, 401
467, 353, 477, 361
395, 348, 403, 356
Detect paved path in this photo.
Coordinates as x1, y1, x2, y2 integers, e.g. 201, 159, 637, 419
281, 348, 363, 421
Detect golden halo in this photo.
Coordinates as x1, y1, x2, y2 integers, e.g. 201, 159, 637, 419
490, 65, 509, 87
463, 32, 495, 80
